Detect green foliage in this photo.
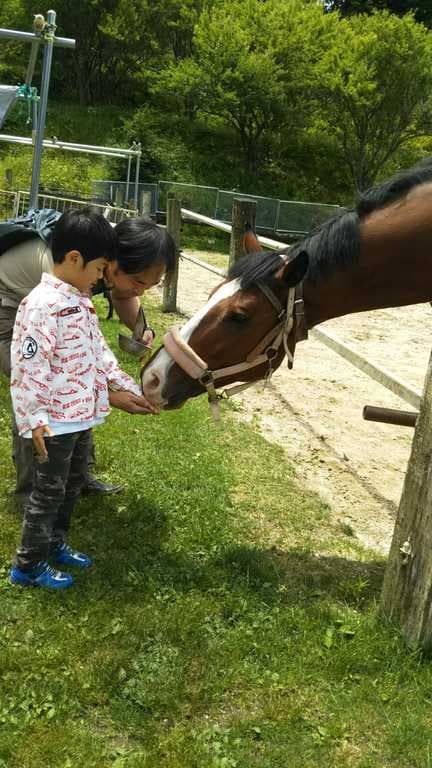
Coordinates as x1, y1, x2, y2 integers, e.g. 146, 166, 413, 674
1, 0, 432, 205
169, 0, 340, 175
315, 10, 432, 189
326, 0, 432, 27
0, 146, 105, 196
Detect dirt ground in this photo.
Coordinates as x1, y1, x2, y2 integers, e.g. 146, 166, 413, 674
158, 252, 432, 555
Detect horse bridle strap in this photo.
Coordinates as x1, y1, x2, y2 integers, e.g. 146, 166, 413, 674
163, 328, 208, 380
162, 279, 306, 420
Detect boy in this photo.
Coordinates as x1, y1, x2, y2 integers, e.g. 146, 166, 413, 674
9, 208, 145, 589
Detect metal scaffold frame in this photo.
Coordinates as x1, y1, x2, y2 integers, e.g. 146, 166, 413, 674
0, 12, 142, 210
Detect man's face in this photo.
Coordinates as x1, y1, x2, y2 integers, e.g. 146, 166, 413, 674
105, 261, 165, 297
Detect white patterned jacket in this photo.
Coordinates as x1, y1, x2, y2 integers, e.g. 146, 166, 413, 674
11, 272, 141, 435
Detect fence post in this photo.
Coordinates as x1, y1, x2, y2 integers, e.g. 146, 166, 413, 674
115, 186, 124, 207
140, 191, 152, 217
229, 198, 257, 269
381, 349, 432, 651
163, 197, 181, 313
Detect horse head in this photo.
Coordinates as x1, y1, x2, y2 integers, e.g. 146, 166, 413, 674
141, 245, 309, 410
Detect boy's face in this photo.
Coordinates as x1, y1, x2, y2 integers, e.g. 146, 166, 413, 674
65, 252, 108, 293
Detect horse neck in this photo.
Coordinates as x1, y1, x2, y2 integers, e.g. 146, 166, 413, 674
303, 202, 432, 328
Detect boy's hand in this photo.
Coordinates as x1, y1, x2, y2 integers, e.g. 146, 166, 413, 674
32, 425, 55, 459
108, 389, 160, 415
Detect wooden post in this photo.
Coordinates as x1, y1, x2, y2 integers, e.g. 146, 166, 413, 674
163, 197, 181, 313
115, 186, 124, 207
381, 349, 432, 651
229, 198, 257, 270
140, 191, 152, 217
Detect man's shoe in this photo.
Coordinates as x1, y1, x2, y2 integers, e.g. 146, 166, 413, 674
81, 476, 123, 496
10, 561, 73, 589
53, 543, 92, 569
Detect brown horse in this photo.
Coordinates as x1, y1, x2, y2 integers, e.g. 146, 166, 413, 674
141, 158, 432, 410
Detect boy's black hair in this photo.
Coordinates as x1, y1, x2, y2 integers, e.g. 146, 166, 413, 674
51, 208, 118, 265
115, 217, 176, 274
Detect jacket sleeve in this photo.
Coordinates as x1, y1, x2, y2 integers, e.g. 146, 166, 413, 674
10, 300, 58, 434
94, 322, 142, 396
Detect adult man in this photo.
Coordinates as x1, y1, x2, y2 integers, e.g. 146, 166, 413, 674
0, 210, 175, 504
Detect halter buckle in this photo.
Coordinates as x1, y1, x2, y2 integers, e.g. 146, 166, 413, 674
199, 370, 214, 386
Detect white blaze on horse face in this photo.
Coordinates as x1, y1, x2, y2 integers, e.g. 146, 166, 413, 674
141, 279, 242, 404
178, 278, 242, 344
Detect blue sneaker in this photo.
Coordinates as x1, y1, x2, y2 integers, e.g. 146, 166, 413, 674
10, 561, 73, 589
53, 543, 92, 569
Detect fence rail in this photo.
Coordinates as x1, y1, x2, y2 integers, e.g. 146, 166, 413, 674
12, 190, 137, 222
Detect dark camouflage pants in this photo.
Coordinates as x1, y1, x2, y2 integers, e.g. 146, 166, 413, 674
14, 429, 92, 571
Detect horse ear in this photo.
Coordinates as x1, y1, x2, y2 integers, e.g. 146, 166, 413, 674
279, 250, 309, 287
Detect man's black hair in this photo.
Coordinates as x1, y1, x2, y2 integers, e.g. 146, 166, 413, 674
115, 217, 176, 274
51, 208, 118, 265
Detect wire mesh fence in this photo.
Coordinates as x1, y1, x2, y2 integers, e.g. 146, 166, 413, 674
158, 181, 219, 218
156, 181, 343, 236
277, 200, 343, 235
215, 190, 279, 230
3, 179, 344, 236
92, 180, 158, 214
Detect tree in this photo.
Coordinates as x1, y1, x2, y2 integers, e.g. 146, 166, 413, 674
160, 0, 340, 175
325, 0, 432, 27
315, 11, 432, 190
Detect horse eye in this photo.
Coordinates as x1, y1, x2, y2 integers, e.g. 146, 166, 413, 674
225, 311, 249, 325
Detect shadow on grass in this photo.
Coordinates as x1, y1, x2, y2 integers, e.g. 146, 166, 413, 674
212, 545, 385, 608
79, 492, 385, 610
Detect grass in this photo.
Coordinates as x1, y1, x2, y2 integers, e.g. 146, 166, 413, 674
0, 296, 432, 767
181, 223, 230, 272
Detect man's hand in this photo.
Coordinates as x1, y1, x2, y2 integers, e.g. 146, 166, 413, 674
109, 389, 160, 414
142, 328, 155, 348
32, 424, 54, 459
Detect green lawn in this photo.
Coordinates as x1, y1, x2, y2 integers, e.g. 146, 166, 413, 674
0, 297, 431, 768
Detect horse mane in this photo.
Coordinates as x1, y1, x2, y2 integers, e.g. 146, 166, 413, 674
229, 250, 288, 289
230, 156, 432, 286
357, 156, 432, 216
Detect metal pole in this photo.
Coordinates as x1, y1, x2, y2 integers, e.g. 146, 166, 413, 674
0, 134, 138, 158
43, 138, 137, 155
133, 143, 141, 210
26, 17, 42, 140
29, 10, 56, 208
0, 27, 74, 48
125, 155, 132, 204
31, 99, 38, 140
25, 39, 41, 86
